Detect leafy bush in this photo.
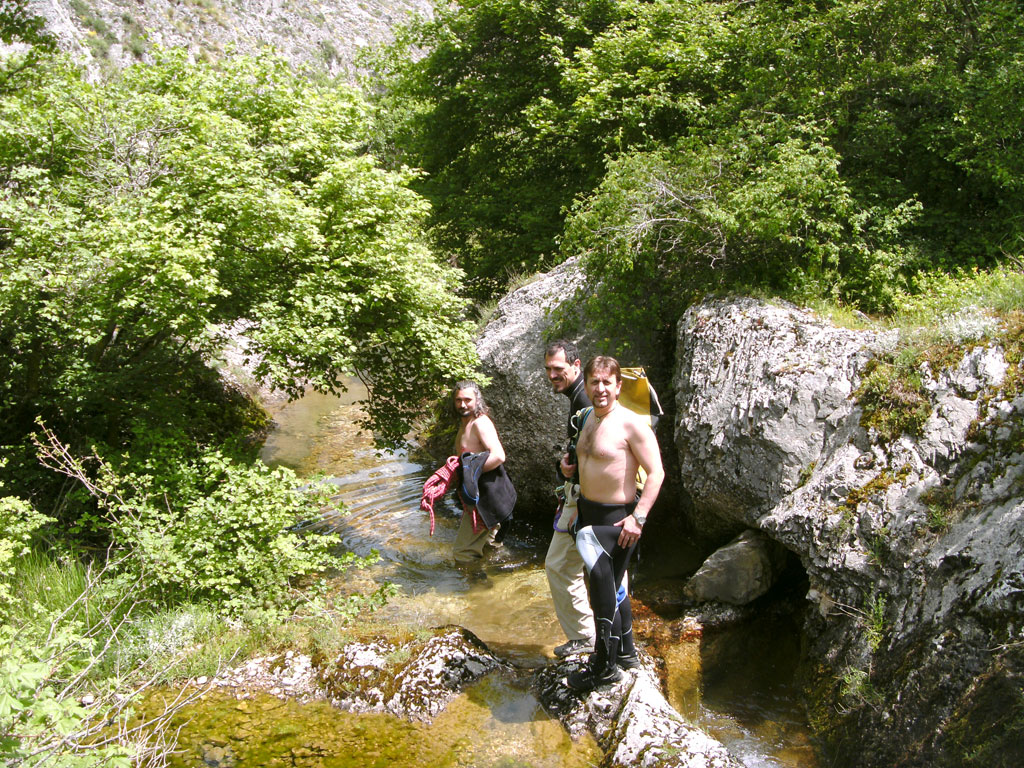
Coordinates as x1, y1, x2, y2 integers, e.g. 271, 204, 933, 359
37, 433, 343, 614
0, 496, 50, 621
0, 626, 135, 768
0, 461, 52, 621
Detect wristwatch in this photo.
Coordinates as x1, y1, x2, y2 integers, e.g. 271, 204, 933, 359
632, 511, 647, 528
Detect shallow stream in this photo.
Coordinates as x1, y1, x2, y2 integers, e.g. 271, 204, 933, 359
166, 389, 818, 767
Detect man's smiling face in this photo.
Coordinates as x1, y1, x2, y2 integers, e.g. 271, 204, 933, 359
544, 349, 581, 394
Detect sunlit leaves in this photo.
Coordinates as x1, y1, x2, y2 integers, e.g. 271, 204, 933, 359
0, 48, 478, 510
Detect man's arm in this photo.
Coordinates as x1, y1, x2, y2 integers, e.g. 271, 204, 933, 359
476, 416, 505, 471
616, 416, 664, 543
628, 418, 664, 517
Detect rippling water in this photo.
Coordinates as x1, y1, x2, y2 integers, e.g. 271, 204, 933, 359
258, 389, 818, 767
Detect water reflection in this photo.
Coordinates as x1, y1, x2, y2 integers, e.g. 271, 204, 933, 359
688, 615, 818, 768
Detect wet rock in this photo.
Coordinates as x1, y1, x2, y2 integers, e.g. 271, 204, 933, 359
606, 667, 741, 768
535, 656, 742, 767
319, 626, 509, 722
683, 529, 789, 605
635, 577, 691, 614
679, 602, 756, 630
200, 742, 236, 768
385, 627, 508, 720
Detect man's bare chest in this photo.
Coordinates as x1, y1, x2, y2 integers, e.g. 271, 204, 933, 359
577, 422, 626, 462
455, 420, 483, 454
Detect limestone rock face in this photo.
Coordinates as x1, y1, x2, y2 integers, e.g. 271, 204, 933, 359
29, 0, 433, 80
475, 258, 592, 516
674, 297, 1024, 766
674, 297, 895, 539
534, 656, 742, 768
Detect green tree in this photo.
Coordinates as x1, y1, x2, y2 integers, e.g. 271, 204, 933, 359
376, 0, 1024, 312
367, 0, 626, 298
0, 50, 478, 515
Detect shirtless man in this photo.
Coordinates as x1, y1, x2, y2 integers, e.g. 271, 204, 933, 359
452, 381, 511, 563
567, 356, 664, 691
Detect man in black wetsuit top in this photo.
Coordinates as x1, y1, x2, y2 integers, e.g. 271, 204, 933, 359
568, 355, 664, 691
544, 340, 594, 657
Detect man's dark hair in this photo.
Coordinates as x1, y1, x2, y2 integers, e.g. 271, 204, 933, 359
545, 339, 581, 365
451, 380, 489, 420
584, 355, 621, 384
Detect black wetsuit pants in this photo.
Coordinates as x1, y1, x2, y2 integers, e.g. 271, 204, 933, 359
575, 496, 638, 671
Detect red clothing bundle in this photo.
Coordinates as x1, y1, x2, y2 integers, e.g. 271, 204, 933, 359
419, 455, 460, 535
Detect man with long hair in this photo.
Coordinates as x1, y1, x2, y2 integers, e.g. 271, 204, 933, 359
451, 381, 514, 562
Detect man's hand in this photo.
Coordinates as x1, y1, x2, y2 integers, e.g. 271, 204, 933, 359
615, 514, 643, 548
559, 452, 577, 479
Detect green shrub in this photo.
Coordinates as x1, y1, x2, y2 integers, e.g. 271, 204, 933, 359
855, 357, 932, 442
0, 626, 136, 768
0, 462, 51, 621
38, 435, 344, 615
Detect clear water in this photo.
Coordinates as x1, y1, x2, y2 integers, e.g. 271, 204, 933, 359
253, 389, 819, 767
148, 673, 601, 768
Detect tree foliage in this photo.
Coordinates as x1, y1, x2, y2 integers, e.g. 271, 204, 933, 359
367, 0, 627, 298
374, 0, 1024, 315
0, 0, 56, 94
0, 48, 478, 515
36, 428, 343, 613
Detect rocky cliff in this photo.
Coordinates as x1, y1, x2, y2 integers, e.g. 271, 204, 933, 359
476, 265, 1024, 766
28, 0, 431, 77
674, 298, 1024, 766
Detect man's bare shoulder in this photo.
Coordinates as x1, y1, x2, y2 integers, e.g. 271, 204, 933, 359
473, 413, 497, 431
473, 413, 502, 441
622, 408, 657, 439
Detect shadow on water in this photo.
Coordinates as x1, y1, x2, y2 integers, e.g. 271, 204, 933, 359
663, 610, 818, 768
246, 390, 818, 767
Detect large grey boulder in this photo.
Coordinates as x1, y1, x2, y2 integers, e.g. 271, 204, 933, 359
475, 258, 591, 517
683, 529, 789, 605
674, 296, 1024, 766
674, 297, 895, 539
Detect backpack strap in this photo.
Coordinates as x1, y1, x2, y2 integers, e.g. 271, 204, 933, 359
569, 406, 593, 442
566, 406, 593, 465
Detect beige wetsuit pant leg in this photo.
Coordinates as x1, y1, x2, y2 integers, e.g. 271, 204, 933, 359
454, 508, 497, 563
546, 503, 594, 641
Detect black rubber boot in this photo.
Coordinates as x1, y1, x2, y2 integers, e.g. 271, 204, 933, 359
567, 626, 622, 691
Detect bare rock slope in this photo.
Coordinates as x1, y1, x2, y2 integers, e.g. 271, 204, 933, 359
29, 0, 432, 78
